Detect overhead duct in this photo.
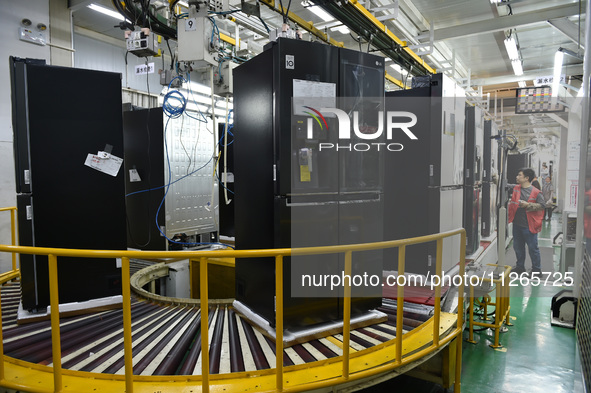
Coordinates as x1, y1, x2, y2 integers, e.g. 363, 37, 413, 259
312, 0, 435, 76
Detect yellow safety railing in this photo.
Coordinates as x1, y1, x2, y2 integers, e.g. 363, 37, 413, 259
0, 224, 466, 393
466, 264, 513, 348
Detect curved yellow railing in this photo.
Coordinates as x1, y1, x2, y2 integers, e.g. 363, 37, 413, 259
0, 206, 466, 393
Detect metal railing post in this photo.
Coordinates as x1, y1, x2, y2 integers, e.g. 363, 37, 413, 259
0, 287, 4, 383
433, 239, 443, 347
275, 255, 284, 391
504, 273, 512, 326
342, 250, 352, 380
9, 208, 16, 271
467, 285, 475, 343
121, 257, 134, 393
200, 257, 210, 393
48, 254, 62, 392
396, 245, 406, 364
454, 230, 467, 393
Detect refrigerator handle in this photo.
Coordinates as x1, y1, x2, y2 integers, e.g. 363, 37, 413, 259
285, 200, 338, 207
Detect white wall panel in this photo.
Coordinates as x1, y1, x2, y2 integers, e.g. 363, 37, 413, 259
73, 33, 162, 94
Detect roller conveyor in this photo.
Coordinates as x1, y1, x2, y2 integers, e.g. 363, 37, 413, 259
0, 282, 431, 377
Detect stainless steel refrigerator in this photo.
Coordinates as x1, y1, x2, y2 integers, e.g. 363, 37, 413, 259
384, 73, 465, 276
10, 58, 126, 312
233, 39, 384, 330
122, 107, 218, 250
482, 119, 499, 238
463, 105, 484, 255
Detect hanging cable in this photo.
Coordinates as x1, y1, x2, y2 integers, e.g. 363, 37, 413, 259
279, 0, 286, 23
285, 0, 293, 23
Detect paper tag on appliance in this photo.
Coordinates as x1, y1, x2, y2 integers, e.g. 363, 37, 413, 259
84, 153, 123, 177
222, 172, 234, 183
129, 169, 142, 182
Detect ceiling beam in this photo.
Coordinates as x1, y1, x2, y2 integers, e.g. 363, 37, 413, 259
74, 25, 126, 48
547, 17, 586, 49
68, 0, 94, 12
433, 3, 580, 41
397, 0, 470, 78
472, 64, 584, 86
546, 112, 569, 128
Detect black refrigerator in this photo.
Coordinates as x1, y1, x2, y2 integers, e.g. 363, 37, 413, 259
463, 105, 484, 255
384, 73, 465, 276
233, 38, 384, 331
482, 119, 499, 238
10, 58, 126, 312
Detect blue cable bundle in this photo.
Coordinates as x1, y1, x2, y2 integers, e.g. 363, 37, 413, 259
162, 89, 186, 118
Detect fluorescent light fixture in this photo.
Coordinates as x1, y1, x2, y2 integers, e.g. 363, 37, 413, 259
518, 80, 527, 88
503, 36, 520, 61
490, 0, 503, 3
302, 2, 334, 22
188, 81, 212, 95
390, 63, 408, 75
511, 60, 523, 76
330, 25, 350, 34
552, 50, 564, 97
87, 4, 125, 21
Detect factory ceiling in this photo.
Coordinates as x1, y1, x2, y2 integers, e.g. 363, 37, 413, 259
70, 0, 584, 139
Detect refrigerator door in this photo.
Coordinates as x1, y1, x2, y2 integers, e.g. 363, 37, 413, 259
338, 193, 383, 315
10, 58, 46, 194
287, 197, 341, 328
234, 49, 275, 252
440, 77, 457, 187
483, 119, 497, 183
439, 187, 464, 274
489, 182, 498, 235
275, 39, 340, 196
235, 197, 341, 329
338, 48, 385, 194
17, 194, 41, 310
464, 106, 484, 187
481, 182, 498, 237
441, 74, 465, 187
452, 80, 466, 187
384, 90, 432, 274
463, 186, 481, 255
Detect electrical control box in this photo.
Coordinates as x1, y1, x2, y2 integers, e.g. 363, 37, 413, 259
19, 27, 47, 46
126, 28, 161, 57
211, 0, 230, 12
177, 16, 218, 66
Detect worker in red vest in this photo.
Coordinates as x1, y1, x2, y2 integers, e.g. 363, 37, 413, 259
508, 168, 546, 275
